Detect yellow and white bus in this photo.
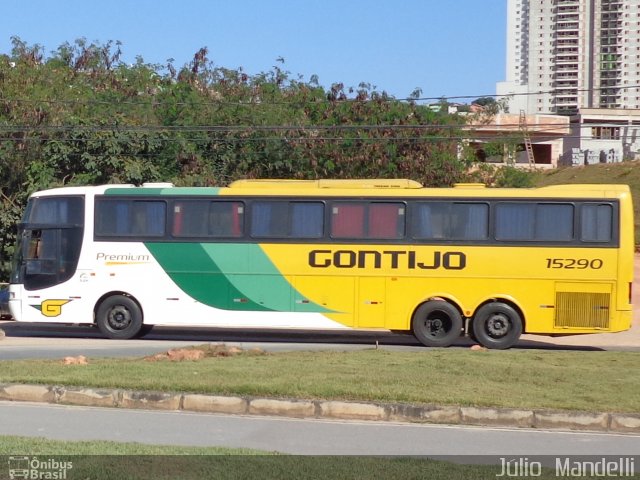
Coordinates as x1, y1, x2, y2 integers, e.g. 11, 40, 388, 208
8, 179, 634, 349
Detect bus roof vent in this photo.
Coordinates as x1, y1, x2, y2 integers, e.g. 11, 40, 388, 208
142, 182, 174, 188
317, 179, 423, 189
453, 183, 486, 189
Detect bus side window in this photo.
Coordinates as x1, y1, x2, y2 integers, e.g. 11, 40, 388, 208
495, 203, 535, 240
209, 202, 244, 237
331, 204, 365, 238
173, 203, 185, 236
251, 202, 283, 237
536, 204, 573, 241
450, 203, 489, 240
368, 203, 404, 239
412, 203, 448, 239
290, 202, 323, 238
581, 203, 612, 242
134, 201, 165, 236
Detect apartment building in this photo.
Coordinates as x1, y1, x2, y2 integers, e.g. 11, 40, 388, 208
497, 0, 640, 114
496, 0, 640, 165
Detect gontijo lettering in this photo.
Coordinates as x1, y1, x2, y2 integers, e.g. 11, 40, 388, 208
309, 250, 467, 270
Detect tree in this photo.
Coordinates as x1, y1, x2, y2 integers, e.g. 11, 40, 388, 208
0, 38, 476, 279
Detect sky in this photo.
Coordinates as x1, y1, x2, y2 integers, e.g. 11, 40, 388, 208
1, 0, 506, 101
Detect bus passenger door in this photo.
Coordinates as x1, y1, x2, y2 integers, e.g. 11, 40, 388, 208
357, 277, 386, 328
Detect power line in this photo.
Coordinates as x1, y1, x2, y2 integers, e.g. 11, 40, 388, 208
0, 133, 616, 144
0, 123, 570, 133
2, 83, 640, 107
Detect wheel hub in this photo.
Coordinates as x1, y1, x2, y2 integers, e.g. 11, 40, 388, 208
108, 306, 131, 330
426, 315, 448, 337
486, 313, 509, 337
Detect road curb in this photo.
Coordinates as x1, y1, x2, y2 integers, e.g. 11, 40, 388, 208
0, 383, 638, 434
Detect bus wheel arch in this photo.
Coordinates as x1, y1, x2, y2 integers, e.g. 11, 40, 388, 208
411, 298, 464, 348
471, 299, 524, 350
94, 292, 144, 340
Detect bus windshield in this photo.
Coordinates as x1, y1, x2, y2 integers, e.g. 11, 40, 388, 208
11, 196, 85, 290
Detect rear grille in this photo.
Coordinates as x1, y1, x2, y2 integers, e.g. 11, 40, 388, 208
554, 292, 610, 329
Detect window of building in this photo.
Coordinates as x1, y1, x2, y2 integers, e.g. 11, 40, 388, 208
591, 126, 621, 139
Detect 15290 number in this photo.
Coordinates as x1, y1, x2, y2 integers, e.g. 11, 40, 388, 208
545, 258, 603, 269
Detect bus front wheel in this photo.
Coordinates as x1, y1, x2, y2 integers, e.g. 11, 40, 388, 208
472, 303, 522, 350
96, 295, 143, 340
412, 300, 463, 348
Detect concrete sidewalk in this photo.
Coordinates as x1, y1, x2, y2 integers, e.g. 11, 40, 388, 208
0, 382, 638, 434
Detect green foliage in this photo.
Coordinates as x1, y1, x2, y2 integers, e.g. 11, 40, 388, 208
0, 438, 522, 480
466, 164, 535, 188
0, 37, 476, 280
481, 141, 505, 158
494, 166, 535, 187
1, 349, 639, 412
471, 96, 496, 107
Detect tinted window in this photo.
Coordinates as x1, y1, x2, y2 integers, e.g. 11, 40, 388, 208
25, 197, 84, 225
251, 201, 324, 238
173, 201, 244, 237
412, 202, 488, 240
96, 200, 166, 237
495, 203, 574, 242
581, 204, 612, 242
331, 202, 405, 240
21, 227, 83, 290
537, 204, 573, 241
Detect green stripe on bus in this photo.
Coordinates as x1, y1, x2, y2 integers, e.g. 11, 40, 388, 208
144, 242, 330, 313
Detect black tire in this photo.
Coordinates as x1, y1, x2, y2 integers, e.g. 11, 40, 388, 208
472, 302, 522, 350
467, 321, 479, 342
96, 295, 143, 339
412, 300, 463, 348
136, 324, 154, 338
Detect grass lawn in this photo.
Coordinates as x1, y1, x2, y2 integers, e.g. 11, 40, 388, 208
0, 436, 566, 480
1, 346, 639, 413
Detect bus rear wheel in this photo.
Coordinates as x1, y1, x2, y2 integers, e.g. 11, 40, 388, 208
472, 303, 522, 350
412, 300, 463, 348
96, 295, 143, 340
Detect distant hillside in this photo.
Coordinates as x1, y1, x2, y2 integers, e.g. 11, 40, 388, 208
533, 161, 640, 244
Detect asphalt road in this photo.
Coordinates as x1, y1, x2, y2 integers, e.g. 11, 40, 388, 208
1, 401, 639, 458
3, 319, 637, 361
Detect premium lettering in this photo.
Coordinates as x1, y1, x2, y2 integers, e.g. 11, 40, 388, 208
96, 252, 150, 262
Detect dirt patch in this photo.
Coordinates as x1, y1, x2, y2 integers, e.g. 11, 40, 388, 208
62, 355, 88, 365
145, 344, 266, 362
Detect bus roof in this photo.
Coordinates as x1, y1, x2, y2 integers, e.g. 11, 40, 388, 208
29, 180, 631, 200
